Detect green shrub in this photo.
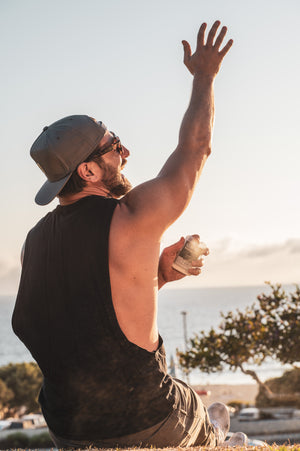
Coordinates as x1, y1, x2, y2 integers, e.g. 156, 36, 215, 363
256, 368, 300, 408
29, 431, 54, 448
0, 431, 30, 448
0, 362, 43, 416
0, 430, 54, 449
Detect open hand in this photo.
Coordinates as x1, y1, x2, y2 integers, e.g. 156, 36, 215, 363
182, 21, 233, 77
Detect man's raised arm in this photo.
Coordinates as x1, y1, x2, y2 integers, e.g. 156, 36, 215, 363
119, 21, 233, 237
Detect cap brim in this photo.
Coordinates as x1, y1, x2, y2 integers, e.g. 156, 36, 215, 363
35, 173, 73, 206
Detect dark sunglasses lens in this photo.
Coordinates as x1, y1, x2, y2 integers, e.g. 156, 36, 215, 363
114, 138, 122, 154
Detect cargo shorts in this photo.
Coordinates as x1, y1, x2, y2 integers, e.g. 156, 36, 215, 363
49, 379, 217, 449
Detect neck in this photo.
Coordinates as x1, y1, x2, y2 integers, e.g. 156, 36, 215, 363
59, 185, 114, 206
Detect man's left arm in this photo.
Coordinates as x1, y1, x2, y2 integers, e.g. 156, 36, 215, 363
158, 237, 208, 289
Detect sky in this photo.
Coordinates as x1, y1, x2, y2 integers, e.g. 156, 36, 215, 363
0, 0, 300, 295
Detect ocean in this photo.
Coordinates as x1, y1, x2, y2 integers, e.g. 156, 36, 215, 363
0, 285, 294, 386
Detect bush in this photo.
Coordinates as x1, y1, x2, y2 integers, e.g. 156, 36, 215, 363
0, 379, 14, 413
0, 432, 30, 448
0, 362, 43, 416
256, 367, 300, 408
0, 431, 54, 449
28, 431, 54, 448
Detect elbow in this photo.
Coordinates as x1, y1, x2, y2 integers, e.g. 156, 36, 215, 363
195, 135, 212, 156
204, 144, 212, 157
183, 135, 212, 157
195, 136, 212, 158
194, 141, 211, 162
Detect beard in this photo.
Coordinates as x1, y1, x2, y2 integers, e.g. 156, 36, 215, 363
98, 160, 132, 198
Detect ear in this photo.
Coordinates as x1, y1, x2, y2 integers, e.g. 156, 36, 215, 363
77, 161, 102, 183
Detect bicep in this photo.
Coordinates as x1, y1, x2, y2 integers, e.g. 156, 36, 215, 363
119, 142, 209, 236
120, 163, 198, 236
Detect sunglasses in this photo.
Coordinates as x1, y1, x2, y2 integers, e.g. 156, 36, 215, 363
86, 132, 123, 162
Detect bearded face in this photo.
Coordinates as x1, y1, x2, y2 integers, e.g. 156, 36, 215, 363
97, 158, 132, 198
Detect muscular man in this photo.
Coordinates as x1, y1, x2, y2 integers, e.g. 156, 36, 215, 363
13, 21, 245, 448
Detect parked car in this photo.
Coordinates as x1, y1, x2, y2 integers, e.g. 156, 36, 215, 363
0, 419, 33, 431
195, 389, 211, 396
293, 409, 300, 418
238, 407, 260, 421
21, 414, 47, 428
0, 420, 11, 432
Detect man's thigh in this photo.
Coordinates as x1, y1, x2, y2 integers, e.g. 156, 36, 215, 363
163, 378, 217, 447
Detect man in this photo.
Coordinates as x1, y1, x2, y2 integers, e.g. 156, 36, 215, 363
13, 21, 246, 448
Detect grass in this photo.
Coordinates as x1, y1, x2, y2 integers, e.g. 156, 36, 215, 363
0, 432, 299, 450
0, 447, 299, 450
89, 447, 300, 451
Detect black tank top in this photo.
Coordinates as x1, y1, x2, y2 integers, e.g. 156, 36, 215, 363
12, 196, 177, 440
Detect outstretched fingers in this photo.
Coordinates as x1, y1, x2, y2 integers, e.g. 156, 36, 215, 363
196, 22, 207, 47
182, 21, 233, 76
182, 40, 194, 74
214, 26, 233, 58
206, 20, 221, 46
214, 26, 228, 50
219, 38, 234, 58
182, 40, 192, 61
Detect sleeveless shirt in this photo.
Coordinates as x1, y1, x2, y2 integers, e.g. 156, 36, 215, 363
12, 196, 177, 440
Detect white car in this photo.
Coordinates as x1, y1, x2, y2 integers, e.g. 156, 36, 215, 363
21, 414, 47, 428
0, 420, 11, 432
238, 407, 260, 421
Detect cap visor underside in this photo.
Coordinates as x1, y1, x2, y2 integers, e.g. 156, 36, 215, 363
35, 173, 73, 206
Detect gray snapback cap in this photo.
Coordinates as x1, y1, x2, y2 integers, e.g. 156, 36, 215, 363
30, 115, 107, 205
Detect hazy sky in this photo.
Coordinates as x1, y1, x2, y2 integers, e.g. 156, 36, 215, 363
1, 0, 299, 294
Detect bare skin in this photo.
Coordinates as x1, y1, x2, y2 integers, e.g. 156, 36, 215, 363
158, 236, 209, 289
59, 21, 233, 352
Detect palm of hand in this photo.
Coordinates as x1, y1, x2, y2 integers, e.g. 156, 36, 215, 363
182, 21, 233, 76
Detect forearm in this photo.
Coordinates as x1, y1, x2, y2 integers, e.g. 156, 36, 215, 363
157, 74, 214, 197
158, 75, 214, 176
179, 74, 215, 156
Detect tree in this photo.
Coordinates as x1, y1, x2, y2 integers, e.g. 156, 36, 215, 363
178, 283, 300, 402
0, 362, 43, 417
0, 379, 14, 419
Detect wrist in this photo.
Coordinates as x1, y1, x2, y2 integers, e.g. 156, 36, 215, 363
158, 272, 166, 289
193, 72, 215, 84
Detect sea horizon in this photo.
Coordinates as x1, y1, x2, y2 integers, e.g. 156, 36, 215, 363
2, 280, 299, 298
